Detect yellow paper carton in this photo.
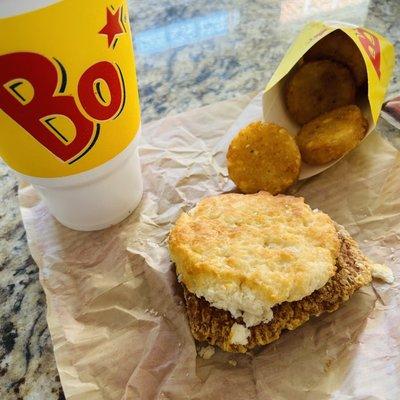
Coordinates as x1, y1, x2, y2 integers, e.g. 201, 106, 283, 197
263, 21, 395, 179
0, 0, 140, 178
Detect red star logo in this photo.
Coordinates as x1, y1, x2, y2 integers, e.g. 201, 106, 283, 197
99, 6, 125, 48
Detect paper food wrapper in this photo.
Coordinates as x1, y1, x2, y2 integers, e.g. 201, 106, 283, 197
217, 21, 395, 180
19, 94, 400, 400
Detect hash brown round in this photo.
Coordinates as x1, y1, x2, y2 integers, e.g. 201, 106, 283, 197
285, 60, 356, 125
296, 105, 368, 165
226, 122, 301, 194
304, 30, 367, 87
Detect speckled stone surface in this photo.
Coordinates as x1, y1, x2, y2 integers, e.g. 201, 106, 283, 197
0, 0, 399, 398
130, 0, 400, 123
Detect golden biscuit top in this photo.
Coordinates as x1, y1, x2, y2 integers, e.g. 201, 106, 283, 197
169, 192, 340, 325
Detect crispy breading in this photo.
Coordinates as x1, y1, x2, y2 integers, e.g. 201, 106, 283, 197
169, 192, 340, 327
285, 60, 356, 124
304, 30, 367, 87
183, 224, 372, 353
296, 105, 368, 165
226, 122, 301, 194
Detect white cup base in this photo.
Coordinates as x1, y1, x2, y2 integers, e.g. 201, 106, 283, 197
30, 144, 143, 231
53, 197, 140, 231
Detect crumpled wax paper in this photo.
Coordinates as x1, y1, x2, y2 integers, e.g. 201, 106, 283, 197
19, 93, 400, 400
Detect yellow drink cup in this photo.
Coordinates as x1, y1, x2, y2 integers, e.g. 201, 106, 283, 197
0, 0, 143, 230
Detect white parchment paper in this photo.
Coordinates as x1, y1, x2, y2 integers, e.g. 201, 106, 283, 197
19, 94, 400, 400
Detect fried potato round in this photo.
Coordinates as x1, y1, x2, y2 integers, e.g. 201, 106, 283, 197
304, 30, 367, 87
227, 122, 301, 194
296, 105, 368, 165
285, 60, 356, 125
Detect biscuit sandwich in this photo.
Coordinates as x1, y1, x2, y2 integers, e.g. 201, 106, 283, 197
169, 191, 373, 353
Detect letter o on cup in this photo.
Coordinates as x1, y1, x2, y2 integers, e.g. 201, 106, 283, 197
78, 61, 123, 121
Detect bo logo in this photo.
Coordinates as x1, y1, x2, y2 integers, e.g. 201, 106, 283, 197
356, 28, 381, 79
0, 52, 125, 164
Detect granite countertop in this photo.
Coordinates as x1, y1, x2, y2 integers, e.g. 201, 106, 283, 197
1, 0, 399, 398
